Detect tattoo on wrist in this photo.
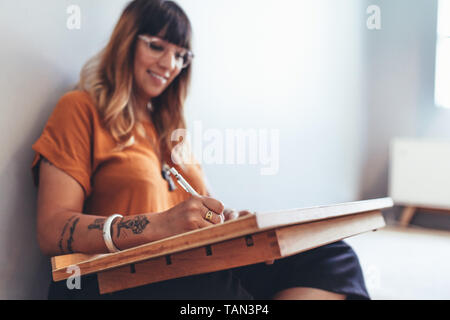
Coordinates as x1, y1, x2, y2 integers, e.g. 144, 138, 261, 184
116, 216, 150, 238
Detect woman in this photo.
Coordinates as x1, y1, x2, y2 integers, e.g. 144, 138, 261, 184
32, 0, 369, 300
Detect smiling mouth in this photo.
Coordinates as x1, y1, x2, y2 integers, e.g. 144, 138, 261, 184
147, 70, 168, 83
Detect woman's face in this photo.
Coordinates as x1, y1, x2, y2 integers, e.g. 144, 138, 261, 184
133, 35, 185, 102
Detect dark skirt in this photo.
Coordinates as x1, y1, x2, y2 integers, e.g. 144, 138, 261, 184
48, 241, 369, 300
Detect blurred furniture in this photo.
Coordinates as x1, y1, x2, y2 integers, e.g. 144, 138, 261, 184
389, 138, 450, 227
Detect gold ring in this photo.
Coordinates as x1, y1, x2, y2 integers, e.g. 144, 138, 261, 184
205, 210, 214, 222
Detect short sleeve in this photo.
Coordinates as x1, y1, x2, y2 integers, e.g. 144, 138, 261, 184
31, 91, 94, 197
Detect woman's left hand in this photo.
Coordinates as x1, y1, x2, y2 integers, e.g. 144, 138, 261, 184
223, 208, 254, 221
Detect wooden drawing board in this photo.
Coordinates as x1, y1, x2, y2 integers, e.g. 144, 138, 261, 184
51, 198, 393, 294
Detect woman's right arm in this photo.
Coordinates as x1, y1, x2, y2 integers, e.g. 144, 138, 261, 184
37, 159, 224, 257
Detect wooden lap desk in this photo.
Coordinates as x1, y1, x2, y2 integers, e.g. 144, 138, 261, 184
51, 198, 393, 295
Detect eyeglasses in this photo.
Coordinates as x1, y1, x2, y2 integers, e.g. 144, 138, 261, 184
138, 35, 194, 69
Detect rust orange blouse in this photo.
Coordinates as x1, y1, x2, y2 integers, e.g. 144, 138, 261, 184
31, 91, 208, 217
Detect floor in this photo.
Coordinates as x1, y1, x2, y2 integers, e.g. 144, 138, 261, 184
345, 225, 450, 300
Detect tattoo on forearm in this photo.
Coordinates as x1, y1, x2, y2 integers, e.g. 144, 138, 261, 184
66, 217, 80, 254
58, 216, 77, 254
116, 216, 150, 238
88, 219, 106, 231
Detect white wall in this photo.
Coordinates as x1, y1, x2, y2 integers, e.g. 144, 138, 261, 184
181, 0, 367, 212
1, 0, 367, 299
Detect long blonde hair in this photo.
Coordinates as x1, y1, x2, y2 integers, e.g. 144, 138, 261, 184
78, 0, 193, 163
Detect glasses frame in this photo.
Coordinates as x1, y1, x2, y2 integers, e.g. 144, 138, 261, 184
138, 35, 194, 69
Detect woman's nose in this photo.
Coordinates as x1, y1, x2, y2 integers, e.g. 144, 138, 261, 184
158, 49, 178, 71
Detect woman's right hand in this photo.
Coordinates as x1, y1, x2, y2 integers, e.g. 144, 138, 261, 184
154, 196, 225, 240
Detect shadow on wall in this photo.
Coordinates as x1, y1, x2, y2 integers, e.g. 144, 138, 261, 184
1, 134, 52, 299
0, 55, 77, 299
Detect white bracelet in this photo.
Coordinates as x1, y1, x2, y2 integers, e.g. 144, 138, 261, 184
103, 214, 123, 253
